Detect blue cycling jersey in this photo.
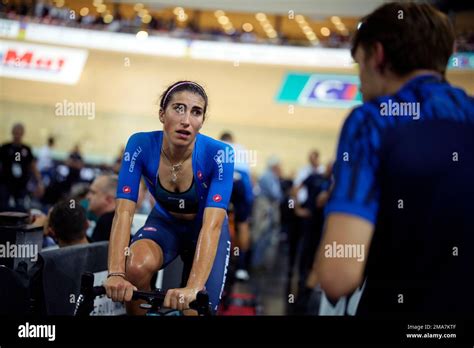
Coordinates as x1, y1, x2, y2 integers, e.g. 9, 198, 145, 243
116, 131, 235, 220
326, 74, 474, 315
326, 74, 474, 223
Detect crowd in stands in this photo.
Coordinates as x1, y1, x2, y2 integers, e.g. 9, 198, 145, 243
2, 2, 472, 51
0, 0, 353, 48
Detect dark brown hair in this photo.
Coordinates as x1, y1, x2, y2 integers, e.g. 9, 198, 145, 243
49, 200, 88, 243
351, 2, 455, 76
159, 81, 208, 116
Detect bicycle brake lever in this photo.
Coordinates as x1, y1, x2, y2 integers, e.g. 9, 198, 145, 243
189, 291, 211, 315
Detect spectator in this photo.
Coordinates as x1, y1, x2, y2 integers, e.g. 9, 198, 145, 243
294, 161, 333, 314
47, 200, 89, 248
287, 150, 321, 296
259, 156, 283, 203
220, 131, 254, 281
36, 136, 55, 173
86, 174, 117, 242
293, 150, 321, 206
65, 144, 84, 185
67, 144, 84, 168
251, 156, 283, 268
0, 123, 44, 212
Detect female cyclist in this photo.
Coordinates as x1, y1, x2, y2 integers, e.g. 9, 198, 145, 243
104, 81, 234, 314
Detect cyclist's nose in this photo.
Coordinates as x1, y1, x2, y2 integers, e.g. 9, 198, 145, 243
180, 111, 191, 125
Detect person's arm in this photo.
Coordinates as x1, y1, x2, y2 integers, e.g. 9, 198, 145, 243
311, 213, 373, 299
104, 133, 145, 302
186, 207, 226, 290
108, 199, 135, 274
164, 143, 234, 311
306, 109, 381, 301
164, 207, 226, 311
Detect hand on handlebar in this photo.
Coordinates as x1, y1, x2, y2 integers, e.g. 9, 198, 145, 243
164, 287, 200, 312
104, 275, 137, 302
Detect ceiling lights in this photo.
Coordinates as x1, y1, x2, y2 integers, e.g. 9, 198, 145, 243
103, 13, 113, 23
242, 22, 253, 33
255, 12, 277, 39
331, 16, 348, 36
173, 7, 188, 22
295, 14, 318, 44
79, 7, 89, 16
215, 10, 235, 35
320, 27, 330, 37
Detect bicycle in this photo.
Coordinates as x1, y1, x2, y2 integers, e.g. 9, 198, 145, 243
74, 272, 212, 316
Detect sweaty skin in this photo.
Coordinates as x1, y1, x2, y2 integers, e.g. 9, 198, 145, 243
105, 199, 137, 302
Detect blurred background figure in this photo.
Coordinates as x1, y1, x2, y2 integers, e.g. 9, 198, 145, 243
37, 136, 55, 174
47, 200, 89, 248
251, 155, 283, 269
36, 136, 56, 190
135, 178, 154, 216
286, 150, 320, 301
293, 161, 333, 314
220, 131, 254, 281
67, 144, 84, 170
86, 174, 117, 242
0, 123, 44, 212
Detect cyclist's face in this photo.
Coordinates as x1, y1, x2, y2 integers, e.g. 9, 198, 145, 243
160, 91, 205, 146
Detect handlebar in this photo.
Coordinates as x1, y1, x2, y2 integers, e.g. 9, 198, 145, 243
74, 272, 212, 316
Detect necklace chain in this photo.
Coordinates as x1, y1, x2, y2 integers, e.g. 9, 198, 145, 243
161, 148, 192, 184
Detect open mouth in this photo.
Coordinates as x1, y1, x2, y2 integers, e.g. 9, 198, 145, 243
176, 129, 191, 137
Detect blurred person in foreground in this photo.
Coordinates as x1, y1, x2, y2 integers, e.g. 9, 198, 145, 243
308, 2, 474, 315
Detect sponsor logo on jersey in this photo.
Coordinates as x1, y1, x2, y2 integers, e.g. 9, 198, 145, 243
213, 152, 224, 181
129, 146, 142, 173
212, 194, 222, 203
143, 227, 157, 232
122, 186, 131, 194
197, 170, 203, 180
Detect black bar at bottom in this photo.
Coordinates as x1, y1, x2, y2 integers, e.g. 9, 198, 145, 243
1, 316, 473, 345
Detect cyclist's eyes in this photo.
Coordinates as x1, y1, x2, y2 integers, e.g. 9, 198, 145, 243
192, 110, 202, 116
